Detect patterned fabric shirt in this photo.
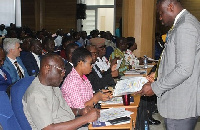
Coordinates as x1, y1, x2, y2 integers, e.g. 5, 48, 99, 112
61, 68, 93, 108
110, 48, 129, 75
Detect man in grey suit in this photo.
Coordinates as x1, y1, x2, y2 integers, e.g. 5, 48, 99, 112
136, 0, 200, 129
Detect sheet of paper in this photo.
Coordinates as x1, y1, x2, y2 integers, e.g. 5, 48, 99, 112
98, 108, 133, 122
116, 59, 122, 70
113, 77, 148, 96
99, 97, 123, 104
124, 69, 147, 75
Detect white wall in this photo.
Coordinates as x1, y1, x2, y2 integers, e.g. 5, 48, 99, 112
98, 8, 114, 33
0, 0, 21, 27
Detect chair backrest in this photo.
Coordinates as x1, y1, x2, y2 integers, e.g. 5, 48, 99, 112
0, 91, 22, 130
11, 76, 35, 130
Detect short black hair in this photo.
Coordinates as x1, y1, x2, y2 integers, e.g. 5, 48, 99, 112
62, 36, 73, 45
65, 42, 79, 59
127, 37, 135, 49
116, 37, 126, 48
72, 47, 92, 67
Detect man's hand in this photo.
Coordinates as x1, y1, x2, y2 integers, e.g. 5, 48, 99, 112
80, 106, 93, 115
94, 89, 113, 102
110, 57, 120, 67
111, 70, 118, 77
134, 82, 154, 96
146, 72, 155, 83
111, 64, 117, 71
84, 108, 100, 122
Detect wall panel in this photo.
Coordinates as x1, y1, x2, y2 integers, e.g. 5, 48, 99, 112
21, 0, 35, 30
21, 0, 77, 33
44, 0, 76, 33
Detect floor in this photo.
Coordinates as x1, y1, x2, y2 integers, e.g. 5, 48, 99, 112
149, 113, 200, 130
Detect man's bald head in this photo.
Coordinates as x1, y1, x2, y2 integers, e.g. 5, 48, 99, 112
156, 0, 183, 27
39, 53, 65, 87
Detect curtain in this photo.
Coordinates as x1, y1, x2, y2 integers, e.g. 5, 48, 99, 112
0, 0, 21, 27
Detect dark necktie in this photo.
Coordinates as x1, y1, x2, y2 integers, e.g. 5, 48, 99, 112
14, 61, 24, 79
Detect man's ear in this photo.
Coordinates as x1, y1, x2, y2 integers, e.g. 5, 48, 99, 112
167, 3, 174, 12
44, 64, 51, 74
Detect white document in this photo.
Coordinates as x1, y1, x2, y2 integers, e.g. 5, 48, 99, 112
116, 59, 122, 70
99, 97, 123, 104
98, 108, 133, 122
113, 77, 148, 96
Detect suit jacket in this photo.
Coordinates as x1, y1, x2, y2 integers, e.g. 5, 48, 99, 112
21, 52, 39, 76
3, 56, 29, 83
0, 67, 12, 91
87, 64, 115, 92
64, 61, 73, 77
152, 10, 200, 119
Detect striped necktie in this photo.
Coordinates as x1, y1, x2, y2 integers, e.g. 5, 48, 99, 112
14, 61, 24, 79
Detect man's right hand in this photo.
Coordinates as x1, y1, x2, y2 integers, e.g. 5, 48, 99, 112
84, 108, 100, 122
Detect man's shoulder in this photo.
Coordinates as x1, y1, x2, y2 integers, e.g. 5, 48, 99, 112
25, 78, 44, 95
3, 57, 11, 64
178, 10, 200, 26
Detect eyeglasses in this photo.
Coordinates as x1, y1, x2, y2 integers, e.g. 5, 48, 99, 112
90, 52, 98, 56
98, 45, 106, 48
50, 65, 65, 73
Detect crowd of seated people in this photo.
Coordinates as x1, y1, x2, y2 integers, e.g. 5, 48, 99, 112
0, 23, 160, 129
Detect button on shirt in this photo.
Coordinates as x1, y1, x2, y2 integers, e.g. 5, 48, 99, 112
8, 57, 25, 75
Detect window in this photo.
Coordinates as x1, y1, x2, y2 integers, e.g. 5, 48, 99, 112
0, 0, 21, 27
77, 0, 115, 35
85, 0, 114, 5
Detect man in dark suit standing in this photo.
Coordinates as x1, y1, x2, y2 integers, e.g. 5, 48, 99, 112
3, 38, 28, 84
137, 0, 200, 129
0, 48, 11, 91
21, 39, 42, 76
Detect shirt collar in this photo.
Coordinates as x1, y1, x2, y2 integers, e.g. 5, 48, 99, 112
8, 57, 17, 64
32, 52, 39, 57
68, 61, 73, 66
173, 9, 186, 26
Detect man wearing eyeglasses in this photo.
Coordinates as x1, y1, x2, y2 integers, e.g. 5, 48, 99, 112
22, 53, 99, 130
